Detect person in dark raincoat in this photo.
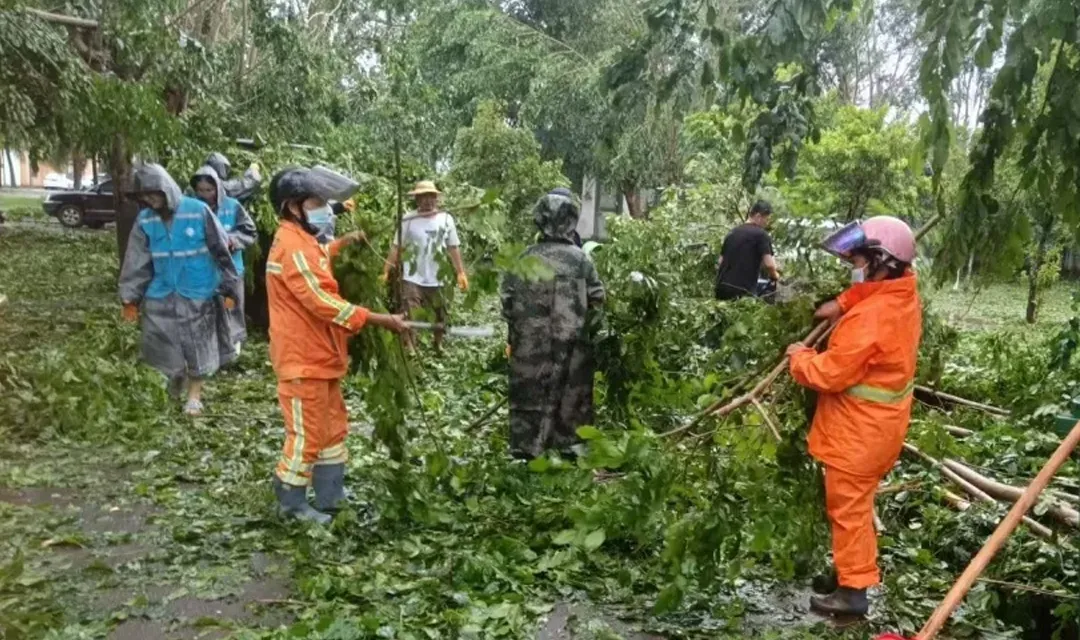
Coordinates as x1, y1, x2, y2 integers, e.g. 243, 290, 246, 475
119, 164, 240, 416
190, 165, 256, 349
501, 190, 605, 459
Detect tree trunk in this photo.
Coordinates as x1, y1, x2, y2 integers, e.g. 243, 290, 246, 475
4, 149, 16, 186
1026, 226, 1052, 324
72, 151, 86, 190
111, 135, 137, 268
622, 182, 646, 219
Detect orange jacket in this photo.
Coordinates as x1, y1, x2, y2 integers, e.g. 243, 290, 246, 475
789, 273, 922, 477
266, 221, 368, 380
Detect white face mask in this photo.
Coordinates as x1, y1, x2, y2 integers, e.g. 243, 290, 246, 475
850, 266, 866, 284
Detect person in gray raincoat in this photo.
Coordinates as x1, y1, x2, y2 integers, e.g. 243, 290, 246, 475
501, 189, 605, 459
119, 164, 241, 416
205, 152, 262, 204
190, 165, 256, 349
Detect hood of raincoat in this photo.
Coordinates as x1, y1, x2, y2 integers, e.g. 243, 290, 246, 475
205, 152, 231, 180
190, 165, 226, 210
533, 193, 580, 241
134, 163, 183, 212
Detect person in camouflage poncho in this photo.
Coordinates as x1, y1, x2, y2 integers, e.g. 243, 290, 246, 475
501, 190, 605, 459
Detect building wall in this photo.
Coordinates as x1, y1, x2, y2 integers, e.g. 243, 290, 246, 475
1, 150, 95, 188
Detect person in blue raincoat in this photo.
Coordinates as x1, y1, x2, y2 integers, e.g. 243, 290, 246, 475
191, 165, 256, 349
119, 164, 240, 416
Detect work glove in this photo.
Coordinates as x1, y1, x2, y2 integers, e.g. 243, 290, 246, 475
223, 297, 237, 311
457, 272, 469, 292
340, 230, 366, 246
505, 344, 511, 358
121, 303, 139, 323
343, 198, 356, 213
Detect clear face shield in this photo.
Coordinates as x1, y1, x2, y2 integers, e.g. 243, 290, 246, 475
821, 221, 868, 262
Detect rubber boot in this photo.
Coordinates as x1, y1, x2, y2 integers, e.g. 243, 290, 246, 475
810, 587, 869, 617
812, 567, 839, 595
272, 476, 331, 525
312, 463, 346, 514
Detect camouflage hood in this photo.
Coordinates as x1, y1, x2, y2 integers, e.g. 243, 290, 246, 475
134, 163, 183, 212
190, 165, 226, 210
533, 192, 579, 241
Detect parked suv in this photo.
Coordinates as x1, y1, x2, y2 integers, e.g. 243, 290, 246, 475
42, 180, 116, 228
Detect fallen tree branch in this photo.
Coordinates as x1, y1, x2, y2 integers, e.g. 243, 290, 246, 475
26, 8, 100, 29
661, 319, 832, 438
750, 397, 783, 442
942, 459, 1079, 528
976, 577, 1080, 600
914, 386, 1010, 417
464, 397, 507, 432
941, 489, 971, 511
902, 443, 1053, 538
945, 425, 975, 438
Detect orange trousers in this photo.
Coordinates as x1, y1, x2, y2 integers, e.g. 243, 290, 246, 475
275, 378, 348, 487
825, 465, 882, 589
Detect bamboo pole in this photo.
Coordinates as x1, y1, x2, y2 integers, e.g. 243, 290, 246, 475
915, 422, 1080, 639
942, 459, 1079, 528
902, 443, 1053, 538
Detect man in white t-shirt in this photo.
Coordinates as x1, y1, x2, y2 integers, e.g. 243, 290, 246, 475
381, 180, 468, 351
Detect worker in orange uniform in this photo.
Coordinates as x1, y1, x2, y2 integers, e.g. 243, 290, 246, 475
266, 166, 409, 524
785, 216, 921, 617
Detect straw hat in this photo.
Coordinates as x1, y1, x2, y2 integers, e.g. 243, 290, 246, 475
408, 180, 441, 196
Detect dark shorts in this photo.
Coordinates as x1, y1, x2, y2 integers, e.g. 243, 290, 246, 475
402, 281, 446, 323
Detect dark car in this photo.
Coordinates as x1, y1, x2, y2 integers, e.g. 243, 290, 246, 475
42, 180, 116, 228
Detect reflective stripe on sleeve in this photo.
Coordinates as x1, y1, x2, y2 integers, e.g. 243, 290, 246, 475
292, 251, 357, 329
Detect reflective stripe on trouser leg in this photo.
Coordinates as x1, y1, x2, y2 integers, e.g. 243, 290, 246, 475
315, 379, 349, 466
825, 465, 881, 589
275, 380, 326, 486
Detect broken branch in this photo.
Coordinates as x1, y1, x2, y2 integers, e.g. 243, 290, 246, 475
902, 443, 1052, 538
914, 386, 1010, 417
942, 459, 1079, 528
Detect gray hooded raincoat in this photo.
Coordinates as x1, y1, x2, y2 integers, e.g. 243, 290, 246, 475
119, 164, 240, 383
191, 164, 256, 343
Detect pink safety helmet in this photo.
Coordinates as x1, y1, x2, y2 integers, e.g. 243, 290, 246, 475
862, 215, 916, 264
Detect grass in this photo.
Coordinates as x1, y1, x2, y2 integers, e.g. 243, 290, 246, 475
926, 281, 1077, 333
0, 191, 45, 211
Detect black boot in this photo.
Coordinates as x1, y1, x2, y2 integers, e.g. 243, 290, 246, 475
312, 463, 346, 514
272, 476, 331, 525
812, 567, 839, 595
810, 587, 868, 617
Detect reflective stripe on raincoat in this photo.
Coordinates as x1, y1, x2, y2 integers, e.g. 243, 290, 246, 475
789, 272, 922, 478
266, 220, 368, 380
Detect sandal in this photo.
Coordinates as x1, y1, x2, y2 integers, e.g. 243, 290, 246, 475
183, 399, 204, 416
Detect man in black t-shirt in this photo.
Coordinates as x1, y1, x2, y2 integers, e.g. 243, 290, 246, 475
715, 200, 780, 300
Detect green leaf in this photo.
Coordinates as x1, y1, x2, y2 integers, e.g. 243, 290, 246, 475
576, 426, 603, 440
583, 529, 606, 551
552, 529, 576, 546
528, 457, 550, 472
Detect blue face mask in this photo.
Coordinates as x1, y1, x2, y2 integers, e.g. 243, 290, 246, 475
305, 205, 334, 226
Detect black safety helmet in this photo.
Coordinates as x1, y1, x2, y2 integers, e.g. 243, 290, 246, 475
269, 166, 314, 216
